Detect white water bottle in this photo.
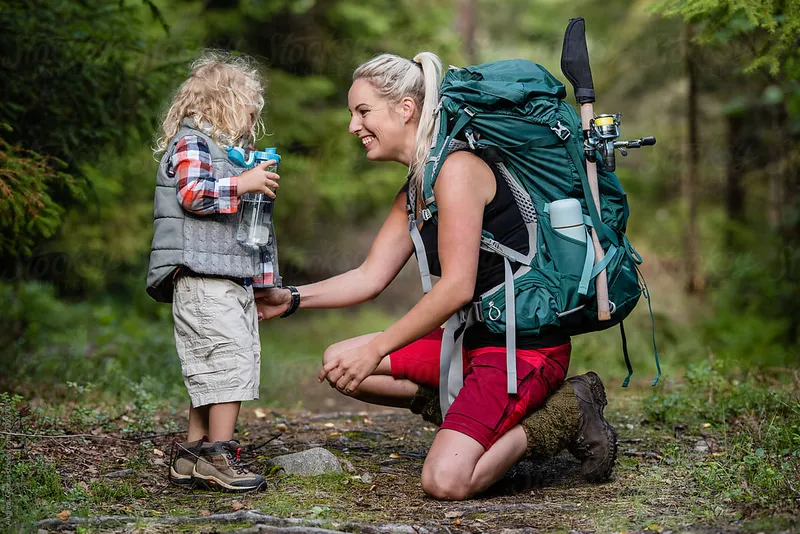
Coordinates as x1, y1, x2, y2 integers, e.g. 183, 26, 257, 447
549, 198, 586, 242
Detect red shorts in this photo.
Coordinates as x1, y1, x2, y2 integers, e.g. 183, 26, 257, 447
390, 329, 570, 449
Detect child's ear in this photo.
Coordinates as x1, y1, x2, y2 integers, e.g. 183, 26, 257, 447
401, 97, 416, 123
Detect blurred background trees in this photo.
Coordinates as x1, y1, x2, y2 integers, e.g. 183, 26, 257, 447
0, 0, 797, 399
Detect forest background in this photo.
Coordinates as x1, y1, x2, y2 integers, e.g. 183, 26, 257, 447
1, 0, 798, 531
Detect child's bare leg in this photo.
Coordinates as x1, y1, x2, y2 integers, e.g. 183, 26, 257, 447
208, 401, 241, 442
187, 404, 210, 442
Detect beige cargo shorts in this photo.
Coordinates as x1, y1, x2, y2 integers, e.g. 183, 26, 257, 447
172, 275, 261, 407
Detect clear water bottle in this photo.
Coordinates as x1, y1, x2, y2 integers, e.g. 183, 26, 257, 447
236, 149, 280, 249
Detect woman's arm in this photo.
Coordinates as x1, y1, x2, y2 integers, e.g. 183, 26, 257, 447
320, 152, 496, 392
255, 187, 414, 317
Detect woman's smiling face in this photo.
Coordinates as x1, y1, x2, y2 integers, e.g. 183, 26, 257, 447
348, 78, 410, 163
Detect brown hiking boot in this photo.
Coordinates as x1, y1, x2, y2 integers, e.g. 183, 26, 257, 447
409, 386, 443, 427
168, 437, 205, 487
483, 460, 542, 495
566, 371, 618, 482
192, 440, 266, 492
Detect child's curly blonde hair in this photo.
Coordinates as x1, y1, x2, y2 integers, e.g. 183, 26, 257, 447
155, 51, 266, 154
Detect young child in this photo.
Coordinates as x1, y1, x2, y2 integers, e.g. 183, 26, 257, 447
147, 52, 281, 492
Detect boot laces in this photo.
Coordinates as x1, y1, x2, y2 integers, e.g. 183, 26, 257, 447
572, 434, 593, 458
223, 445, 252, 475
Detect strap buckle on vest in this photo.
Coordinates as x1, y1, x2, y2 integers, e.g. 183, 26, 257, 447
421, 208, 433, 221
551, 121, 571, 141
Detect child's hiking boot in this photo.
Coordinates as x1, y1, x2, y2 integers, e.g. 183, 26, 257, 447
566, 371, 618, 482
168, 437, 205, 487
192, 440, 266, 492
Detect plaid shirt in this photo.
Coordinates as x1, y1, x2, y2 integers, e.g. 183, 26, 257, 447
171, 134, 274, 287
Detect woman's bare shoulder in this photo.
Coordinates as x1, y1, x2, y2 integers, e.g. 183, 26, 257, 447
436, 150, 495, 199
439, 150, 491, 175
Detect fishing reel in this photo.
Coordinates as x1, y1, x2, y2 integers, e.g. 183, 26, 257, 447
586, 114, 656, 172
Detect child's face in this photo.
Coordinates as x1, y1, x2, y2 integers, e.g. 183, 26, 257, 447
347, 79, 409, 163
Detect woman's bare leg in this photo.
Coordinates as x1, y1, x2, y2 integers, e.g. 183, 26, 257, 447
322, 332, 420, 407
322, 333, 531, 499
421, 425, 528, 500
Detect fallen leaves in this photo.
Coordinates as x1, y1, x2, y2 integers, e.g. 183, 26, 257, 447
57, 510, 71, 521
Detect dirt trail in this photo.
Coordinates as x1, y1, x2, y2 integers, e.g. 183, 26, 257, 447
27, 394, 796, 534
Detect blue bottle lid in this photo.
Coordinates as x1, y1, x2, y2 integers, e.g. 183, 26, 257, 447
252, 148, 280, 166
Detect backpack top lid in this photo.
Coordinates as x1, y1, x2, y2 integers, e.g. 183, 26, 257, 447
442, 60, 567, 108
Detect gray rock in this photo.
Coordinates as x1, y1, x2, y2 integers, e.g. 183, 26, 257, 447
271, 447, 343, 476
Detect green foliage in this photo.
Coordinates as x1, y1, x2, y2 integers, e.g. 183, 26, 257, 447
643, 361, 800, 511
0, 0, 182, 168
656, 0, 800, 76
0, 135, 85, 256
0, 280, 182, 401
644, 358, 798, 425
0, 394, 66, 531
693, 434, 800, 508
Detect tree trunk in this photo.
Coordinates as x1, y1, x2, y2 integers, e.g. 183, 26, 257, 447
683, 24, 703, 293
725, 113, 746, 224
767, 106, 784, 231
457, 0, 479, 65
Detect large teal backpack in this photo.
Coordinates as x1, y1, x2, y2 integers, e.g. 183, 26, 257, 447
405, 60, 660, 415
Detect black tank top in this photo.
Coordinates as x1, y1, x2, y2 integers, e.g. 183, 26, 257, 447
415, 161, 569, 350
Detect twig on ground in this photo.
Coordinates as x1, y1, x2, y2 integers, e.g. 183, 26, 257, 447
452, 503, 578, 512
622, 449, 664, 461
130, 430, 187, 441
0, 431, 135, 442
37, 510, 433, 533
101, 469, 136, 478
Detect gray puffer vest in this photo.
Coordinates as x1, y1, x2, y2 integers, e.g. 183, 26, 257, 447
146, 123, 280, 303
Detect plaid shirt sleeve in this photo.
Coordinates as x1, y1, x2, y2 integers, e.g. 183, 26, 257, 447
252, 247, 275, 287
172, 135, 240, 215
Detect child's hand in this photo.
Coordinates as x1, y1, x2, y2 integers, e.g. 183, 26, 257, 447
238, 161, 280, 198
254, 287, 291, 320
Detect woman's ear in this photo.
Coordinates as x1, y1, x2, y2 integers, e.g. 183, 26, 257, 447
401, 97, 417, 124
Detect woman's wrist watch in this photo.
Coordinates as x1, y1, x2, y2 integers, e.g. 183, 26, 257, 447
280, 286, 301, 318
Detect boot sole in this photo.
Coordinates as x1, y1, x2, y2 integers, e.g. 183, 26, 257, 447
168, 467, 195, 487
584, 372, 617, 483
192, 473, 266, 493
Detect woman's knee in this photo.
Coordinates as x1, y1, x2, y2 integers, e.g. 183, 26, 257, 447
421, 461, 472, 500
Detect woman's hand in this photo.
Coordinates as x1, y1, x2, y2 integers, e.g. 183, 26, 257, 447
318, 342, 383, 394
254, 287, 291, 320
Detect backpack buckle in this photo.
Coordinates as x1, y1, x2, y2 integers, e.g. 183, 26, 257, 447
465, 130, 478, 150
421, 208, 433, 221
551, 121, 571, 141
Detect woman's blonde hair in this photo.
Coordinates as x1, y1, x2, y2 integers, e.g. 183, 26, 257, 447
353, 52, 443, 205
155, 51, 266, 154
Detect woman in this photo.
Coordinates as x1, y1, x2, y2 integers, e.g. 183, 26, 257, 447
256, 52, 617, 500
